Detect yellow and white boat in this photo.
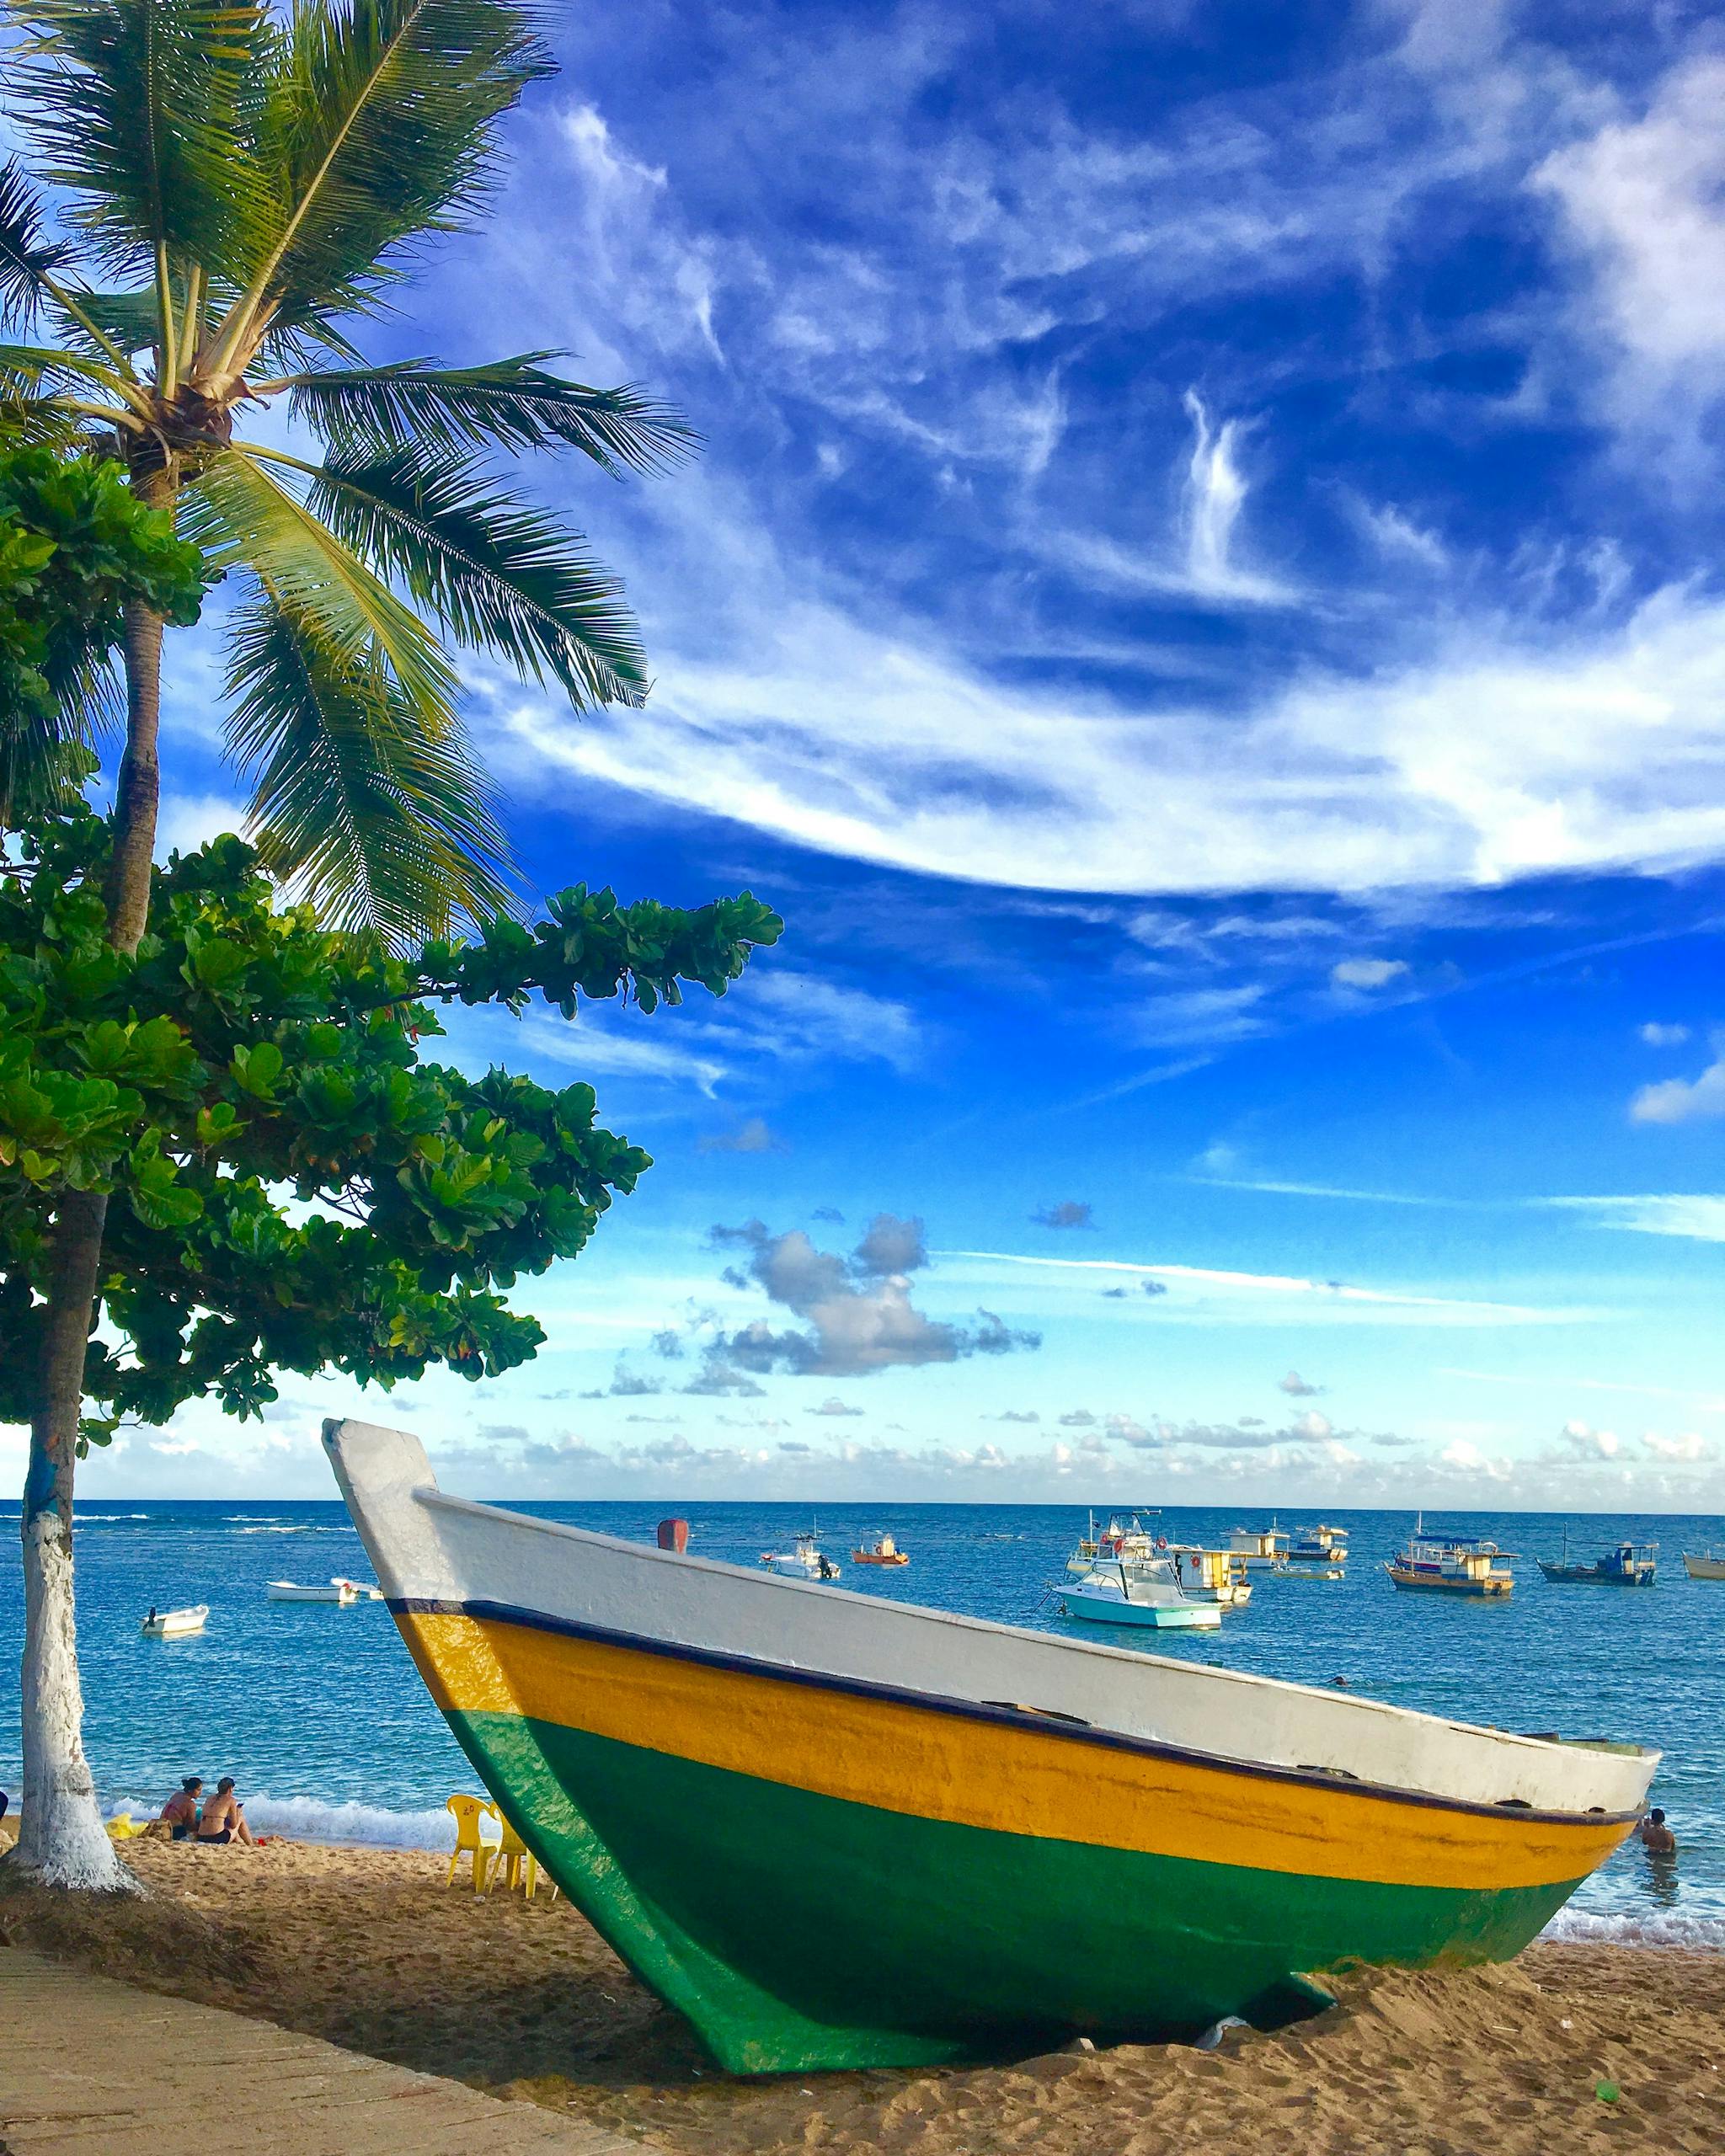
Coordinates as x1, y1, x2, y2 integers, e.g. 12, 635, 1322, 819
327, 1417, 1654, 2076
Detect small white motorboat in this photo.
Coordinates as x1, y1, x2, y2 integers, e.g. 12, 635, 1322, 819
1058, 1559, 1223, 1630
268, 1577, 358, 1604
140, 1604, 208, 1637
759, 1530, 841, 1581
1683, 1547, 1725, 1581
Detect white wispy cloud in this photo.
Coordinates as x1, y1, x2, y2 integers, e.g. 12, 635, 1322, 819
932, 1248, 1590, 1326
1545, 1193, 1725, 1241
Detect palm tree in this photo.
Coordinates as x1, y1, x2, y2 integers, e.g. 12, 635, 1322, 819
0, 0, 692, 1886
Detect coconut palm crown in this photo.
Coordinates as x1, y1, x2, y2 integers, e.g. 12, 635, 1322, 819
0, 0, 692, 944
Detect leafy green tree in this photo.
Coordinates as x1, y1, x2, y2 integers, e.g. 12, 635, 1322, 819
0, 446, 208, 817
1, 797, 782, 1883
2, 0, 687, 941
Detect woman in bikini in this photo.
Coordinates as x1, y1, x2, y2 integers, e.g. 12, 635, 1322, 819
195, 1777, 254, 1846
158, 1777, 203, 1840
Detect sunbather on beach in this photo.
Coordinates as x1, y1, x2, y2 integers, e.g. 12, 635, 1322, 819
159, 1777, 203, 1840
195, 1778, 254, 1846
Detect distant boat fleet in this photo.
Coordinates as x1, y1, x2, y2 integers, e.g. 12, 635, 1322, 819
135, 1513, 1724, 1648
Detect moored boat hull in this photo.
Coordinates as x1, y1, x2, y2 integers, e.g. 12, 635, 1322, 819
327, 1418, 1653, 2076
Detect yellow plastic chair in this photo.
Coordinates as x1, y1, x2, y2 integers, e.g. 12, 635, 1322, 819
485, 1814, 558, 1902
445, 1793, 499, 1892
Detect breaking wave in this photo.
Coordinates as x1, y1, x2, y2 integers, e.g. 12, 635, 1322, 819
1540, 1904, 1725, 1951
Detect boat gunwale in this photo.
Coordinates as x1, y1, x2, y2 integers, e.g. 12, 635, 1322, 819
412, 1486, 1636, 1779
393, 1590, 1645, 1833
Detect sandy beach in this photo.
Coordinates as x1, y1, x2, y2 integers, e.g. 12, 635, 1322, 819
0, 1837, 1717, 2153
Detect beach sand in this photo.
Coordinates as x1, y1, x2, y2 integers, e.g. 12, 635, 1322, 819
1, 1838, 1719, 2153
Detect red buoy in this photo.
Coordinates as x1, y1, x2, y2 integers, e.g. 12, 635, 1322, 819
656, 1518, 690, 1554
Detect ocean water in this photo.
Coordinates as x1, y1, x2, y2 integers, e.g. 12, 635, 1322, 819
1, 1498, 1719, 1947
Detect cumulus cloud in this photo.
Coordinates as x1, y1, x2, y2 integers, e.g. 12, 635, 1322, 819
1033, 1200, 1094, 1230
805, 1396, 863, 1417
1639, 1022, 1690, 1047
1103, 1412, 1154, 1445
1543, 1419, 1622, 1463
1641, 1430, 1712, 1462
992, 1410, 1041, 1423
1058, 1409, 1097, 1428
1630, 1039, 1725, 1124
1331, 958, 1409, 990
707, 1214, 1040, 1377
1278, 1369, 1322, 1396
698, 1116, 787, 1154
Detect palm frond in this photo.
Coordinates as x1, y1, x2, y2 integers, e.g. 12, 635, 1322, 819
310, 445, 647, 707
0, 159, 79, 331
214, 0, 551, 361
0, 393, 93, 450
0, 339, 142, 408
187, 446, 457, 723
280, 355, 697, 476
224, 582, 513, 941
11, 1, 270, 283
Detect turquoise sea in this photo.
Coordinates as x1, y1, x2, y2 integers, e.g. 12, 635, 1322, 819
1, 1498, 1719, 1945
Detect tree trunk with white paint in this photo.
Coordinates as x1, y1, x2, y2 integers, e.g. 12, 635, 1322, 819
11, 567, 170, 1892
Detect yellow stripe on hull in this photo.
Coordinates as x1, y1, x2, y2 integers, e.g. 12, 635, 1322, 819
397, 1609, 1630, 1894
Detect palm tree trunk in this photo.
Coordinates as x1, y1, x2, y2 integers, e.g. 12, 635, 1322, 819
15, 576, 169, 1890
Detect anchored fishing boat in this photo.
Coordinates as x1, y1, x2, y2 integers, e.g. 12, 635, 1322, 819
1536, 1534, 1657, 1586
1386, 1521, 1515, 1598
852, 1532, 909, 1566
1167, 1545, 1252, 1607
139, 1603, 208, 1637
326, 1417, 1656, 2077
1682, 1547, 1725, 1581
1057, 1557, 1225, 1630
1283, 1523, 1348, 1577
1226, 1523, 1291, 1568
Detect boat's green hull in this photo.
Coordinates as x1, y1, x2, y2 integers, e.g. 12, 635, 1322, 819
443, 1705, 1580, 2073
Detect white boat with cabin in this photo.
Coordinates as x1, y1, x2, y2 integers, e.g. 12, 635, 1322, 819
1683, 1547, 1725, 1582
1058, 1556, 1225, 1630
760, 1530, 841, 1581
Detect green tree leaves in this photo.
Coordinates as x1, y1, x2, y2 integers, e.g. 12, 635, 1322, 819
0, 800, 782, 1448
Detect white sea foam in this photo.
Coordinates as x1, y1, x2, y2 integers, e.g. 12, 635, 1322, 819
1540, 1905, 1725, 1951
109, 1793, 458, 1849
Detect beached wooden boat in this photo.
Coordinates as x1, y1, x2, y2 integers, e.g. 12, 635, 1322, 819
326, 1417, 1657, 2076
139, 1603, 208, 1637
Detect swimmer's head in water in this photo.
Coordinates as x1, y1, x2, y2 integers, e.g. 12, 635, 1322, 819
1649, 1807, 1666, 1824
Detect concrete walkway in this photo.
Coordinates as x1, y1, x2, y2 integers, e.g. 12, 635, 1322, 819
0, 1946, 647, 2156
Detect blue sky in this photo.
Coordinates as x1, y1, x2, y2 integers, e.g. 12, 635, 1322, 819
64, 0, 1725, 1505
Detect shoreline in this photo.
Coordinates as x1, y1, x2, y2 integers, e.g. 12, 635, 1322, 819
2, 1839, 1719, 2153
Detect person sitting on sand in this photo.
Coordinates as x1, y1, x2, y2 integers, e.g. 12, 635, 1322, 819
1637, 1806, 1676, 1854
195, 1777, 254, 1847
159, 1776, 203, 1840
